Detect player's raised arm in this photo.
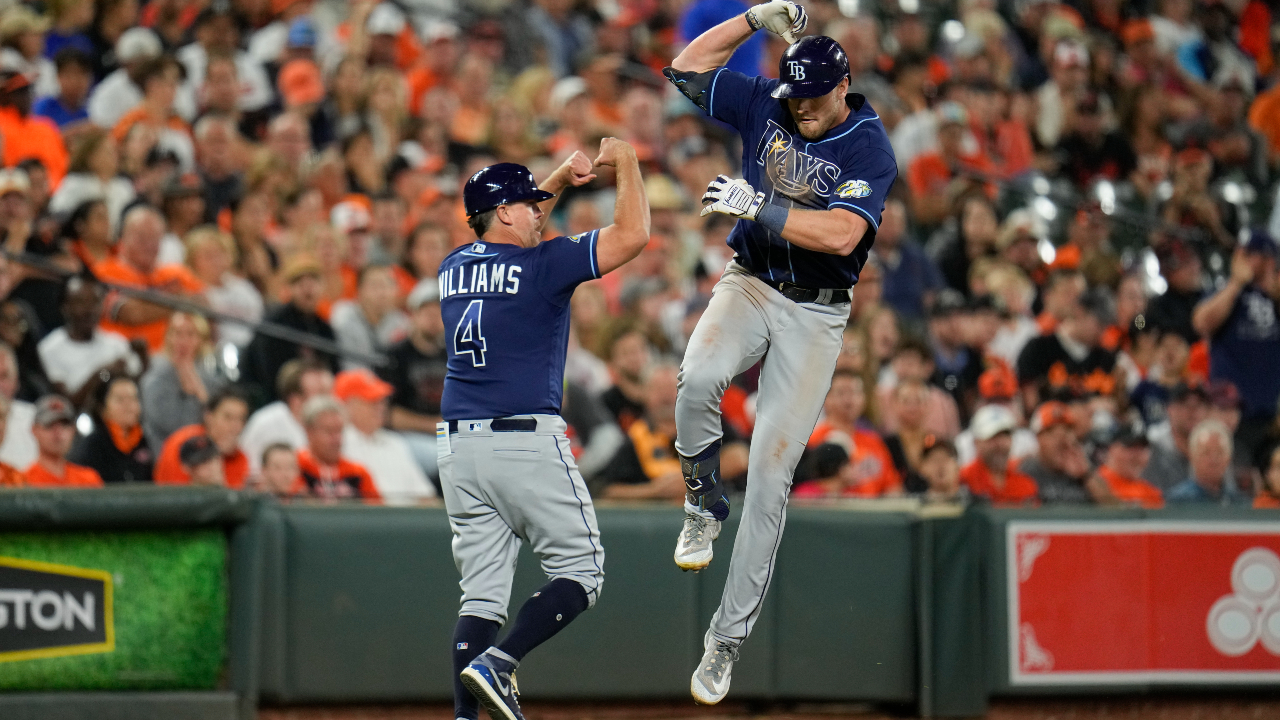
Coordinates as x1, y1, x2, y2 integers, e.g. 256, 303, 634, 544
593, 138, 650, 276
671, 0, 807, 73
535, 151, 597, 231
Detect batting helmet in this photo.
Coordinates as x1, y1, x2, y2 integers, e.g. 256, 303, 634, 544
771, 36, 850, 99
463, 163, 556, 217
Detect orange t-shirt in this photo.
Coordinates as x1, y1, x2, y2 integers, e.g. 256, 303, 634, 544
25, 461, 103, 488
627, 419, 681, 481
808, 423, 903, 497
0, 462, 24, 486
110, 107, 190, 142
1254, 492, 1280, 509
153, 424, 249, 489
0, 107, 68, 186
906, 151, 996, 199
292, 449, 381, 500
1097, 466, 1164, 508
960, 459, 1039, 505
93, 258, 205, 352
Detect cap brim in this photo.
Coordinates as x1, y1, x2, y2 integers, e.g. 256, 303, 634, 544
468, 190, 557, 217
771, 79, 841, 99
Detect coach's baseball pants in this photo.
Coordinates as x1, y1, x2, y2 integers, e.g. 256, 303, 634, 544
676, 261, 849, 644
439, 415, 604, 624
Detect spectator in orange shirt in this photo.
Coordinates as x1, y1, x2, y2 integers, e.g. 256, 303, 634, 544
907, 101, 996, 224
1094, 424, 1164, 508
805, 370, 901, 497
95, 205, 205, 353
24, 394, 102, 487
177, 433, 225, 486
0, 71, 68, 186
294, 394, 380, 500
154, 387, 250, 488
1254, 441, 1280, 509
959, 404, 1039, 505
595, 363, 687, 500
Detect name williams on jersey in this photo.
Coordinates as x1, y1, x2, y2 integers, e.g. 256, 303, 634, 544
439, 261, 522, 298
754, 119, 841, 207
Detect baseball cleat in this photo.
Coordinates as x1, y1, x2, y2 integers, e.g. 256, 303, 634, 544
675, 512, 721, 570
691, 630, 739, 705
460, 649, 525, 720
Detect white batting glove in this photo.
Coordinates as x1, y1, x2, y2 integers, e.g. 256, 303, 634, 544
745, 0, 807, 44
700, 175, 765, 220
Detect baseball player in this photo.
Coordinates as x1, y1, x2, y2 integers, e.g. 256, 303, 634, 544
664, 7, 897, 705
441, 141, 649, 720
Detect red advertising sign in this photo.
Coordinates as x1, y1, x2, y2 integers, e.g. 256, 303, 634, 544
1008, 521, 1280, 685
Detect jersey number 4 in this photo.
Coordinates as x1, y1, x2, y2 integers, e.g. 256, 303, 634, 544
453, 299, 488, 367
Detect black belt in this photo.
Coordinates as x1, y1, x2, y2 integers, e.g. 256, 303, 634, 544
758, 278, 850, 305
447, 418, 538, 433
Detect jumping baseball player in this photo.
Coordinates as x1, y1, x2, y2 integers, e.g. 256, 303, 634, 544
664, 9, 897, 705
440, 142, 649, 720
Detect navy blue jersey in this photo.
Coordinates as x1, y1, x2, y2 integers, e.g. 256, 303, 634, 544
701, 67, 897, 288
439, 231, 601, 420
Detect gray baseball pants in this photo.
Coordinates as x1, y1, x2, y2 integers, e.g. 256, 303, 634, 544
439, 415, 604, 624
676, 261, 849, 644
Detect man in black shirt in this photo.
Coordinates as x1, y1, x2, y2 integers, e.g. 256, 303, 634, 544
929, 289, 984, 421
241, 255, 338, 404
378, 279, 447, 489
1017, 290, 1117, 407
1146, 239, 1204, 344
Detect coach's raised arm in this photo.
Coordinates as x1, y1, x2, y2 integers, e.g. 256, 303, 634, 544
591, 137, 651, 276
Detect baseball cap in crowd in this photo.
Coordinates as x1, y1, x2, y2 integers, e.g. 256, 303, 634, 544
116, 27, 163, 64
0, 71, 29, 95
179, 434, 221, 468
406, 279, 440, 310
807, 443, 850, 479
281, 254, 322, 283
971, 404, 1017, 441
1053, 41, 1088, 68
935, 101, 968, 127
366, 3, 406, 35
996, 208, 1042, 250
978, 366, 1018, 401
930, 288, 968, 318
0, 168, 30, 197
286, 17, 316, 49
0, 7, 51, 45
645, 174, 685, 212
549, 76, 588, 115
920, 434, 957, 459
1031, 401, 1075, 434
331, 199, 371, 234
334, 369, 394, 403
279, 59, 325, 108
1121, 19, 1155, 47
1169, 381, 1208, 404
34, 395, 75, 427
1243, 229, 1278, 256
1206, 380, 1241, 410
1106, 421, 1149, 447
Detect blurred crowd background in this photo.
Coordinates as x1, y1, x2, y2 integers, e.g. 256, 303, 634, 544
0, 0, 1274, 508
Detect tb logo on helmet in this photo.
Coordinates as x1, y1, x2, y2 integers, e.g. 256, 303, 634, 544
787, 61, 806, 80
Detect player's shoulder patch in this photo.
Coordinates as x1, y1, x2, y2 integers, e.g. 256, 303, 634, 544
835, 180, 873, 199
567, 231, 590, 243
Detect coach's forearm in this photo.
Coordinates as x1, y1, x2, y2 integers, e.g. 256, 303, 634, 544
671, 15, 756, 73
595, 148, 650, 275
773, 207, 869, 257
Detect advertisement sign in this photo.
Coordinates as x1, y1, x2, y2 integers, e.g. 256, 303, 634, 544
0, 557, 113, 662
1008, 521, 1280, 685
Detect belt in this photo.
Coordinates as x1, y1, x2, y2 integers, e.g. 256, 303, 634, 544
758, 278, 850, 305
447, 418, 538, 433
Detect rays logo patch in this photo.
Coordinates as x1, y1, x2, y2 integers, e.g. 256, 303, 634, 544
568, 233, 587, 243
835, 180, 872, 199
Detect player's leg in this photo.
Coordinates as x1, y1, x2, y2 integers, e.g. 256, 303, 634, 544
692, 297, 848, 704
441, 436, 522, 720
674, 268, 772, 570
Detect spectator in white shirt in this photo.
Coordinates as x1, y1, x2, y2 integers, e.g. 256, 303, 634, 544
329, 263, 409, 371
334, 368, 435, 504
88, 28, 196, 129
240, 357, 332, 475
0, 342, 36, 469
176, 5, 274, 114
37, 276, 142, 406
184, 226, 263, 348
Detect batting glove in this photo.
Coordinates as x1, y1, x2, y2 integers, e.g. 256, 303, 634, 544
701, 175, 766, 220
745, 0, 807, 44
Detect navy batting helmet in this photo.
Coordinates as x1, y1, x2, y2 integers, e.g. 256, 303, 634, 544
463, 163, 556, 217
771, 36, 850, 99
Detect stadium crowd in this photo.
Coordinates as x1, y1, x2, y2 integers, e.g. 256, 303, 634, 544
0, 0, 1274, 509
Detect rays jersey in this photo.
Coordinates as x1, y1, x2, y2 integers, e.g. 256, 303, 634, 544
439, 231, 601, 420
697, 67, 896, 288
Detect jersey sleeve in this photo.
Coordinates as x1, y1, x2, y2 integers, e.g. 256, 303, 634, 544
534, 232, 602, 306
826, 146, 897, 233
703, 68, 775, 134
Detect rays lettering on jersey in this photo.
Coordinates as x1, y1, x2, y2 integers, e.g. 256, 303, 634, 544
438, 263, 522, 299
754, 119, 841, 202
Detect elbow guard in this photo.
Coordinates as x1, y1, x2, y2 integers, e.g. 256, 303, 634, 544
663, 67, 716, 114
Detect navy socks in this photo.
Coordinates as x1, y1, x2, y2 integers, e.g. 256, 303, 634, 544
496, 578, 589, 662
452, 614, 500, 720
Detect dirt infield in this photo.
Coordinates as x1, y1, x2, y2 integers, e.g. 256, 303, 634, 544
259, 696, 1280, 720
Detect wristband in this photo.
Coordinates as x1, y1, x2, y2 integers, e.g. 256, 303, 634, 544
745, 9, 763, 31
755, 201, 789, 235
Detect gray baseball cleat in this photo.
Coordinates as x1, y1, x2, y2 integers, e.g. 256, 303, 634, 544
674, 512, 721, 571
691, 629, 739, 705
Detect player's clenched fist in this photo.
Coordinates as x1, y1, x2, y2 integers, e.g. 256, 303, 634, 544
556, 150, 597, 187
700, 174, 765, 220
593, 137, 637, 167
745, 0, 807, 44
